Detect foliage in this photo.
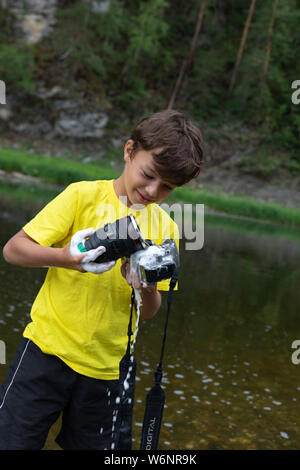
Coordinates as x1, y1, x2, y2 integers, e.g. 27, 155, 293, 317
0, 44, 35, 92
48, 0, 171, 109
0, 0, 299, 152
0, 147, 118, 184
171, 185, 300, 227
0, 4, 35, 92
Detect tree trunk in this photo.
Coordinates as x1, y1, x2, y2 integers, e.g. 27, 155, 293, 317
228, 0, 256, 96
168, 0, 208, 109
262, 0, 279, 79
186, 0, 208, 74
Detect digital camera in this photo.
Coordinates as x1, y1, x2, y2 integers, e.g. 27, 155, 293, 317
130, 238, 179, 284
79, 215, 147, 263
79, 215, 179, 283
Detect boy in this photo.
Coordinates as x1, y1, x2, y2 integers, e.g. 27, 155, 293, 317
0, 109, 204, 450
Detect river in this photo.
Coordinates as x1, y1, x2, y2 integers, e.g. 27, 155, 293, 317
1, 211, 300, 450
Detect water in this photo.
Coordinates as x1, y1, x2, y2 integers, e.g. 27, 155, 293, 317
1, 212, 300, 449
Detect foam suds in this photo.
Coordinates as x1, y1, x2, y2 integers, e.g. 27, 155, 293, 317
107, 288, 143, 448
132, 288, 142, 351
123, 365, 132, 391
110, 408, 118, 449
130, 245, 165, 273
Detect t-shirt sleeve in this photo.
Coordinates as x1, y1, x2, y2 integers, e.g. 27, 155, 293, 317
22, 183, 79, 247
157, 220, 180, 292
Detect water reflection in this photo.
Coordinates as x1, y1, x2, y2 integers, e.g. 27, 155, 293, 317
1, 213, 300, 449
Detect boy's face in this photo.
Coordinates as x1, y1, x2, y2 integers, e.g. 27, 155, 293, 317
122, 140, 176, 207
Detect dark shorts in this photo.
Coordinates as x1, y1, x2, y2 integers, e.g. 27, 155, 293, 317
0, 338, 120, 450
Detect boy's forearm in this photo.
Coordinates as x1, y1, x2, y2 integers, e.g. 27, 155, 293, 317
2, 230, 83, 270
139, 286, 161, 319
3, 234, 63, 268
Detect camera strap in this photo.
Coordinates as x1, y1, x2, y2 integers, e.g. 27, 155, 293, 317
116, 288, 136, 450
140, 270, 178, 450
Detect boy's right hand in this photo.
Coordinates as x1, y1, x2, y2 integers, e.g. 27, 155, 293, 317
64, 228, 116, 274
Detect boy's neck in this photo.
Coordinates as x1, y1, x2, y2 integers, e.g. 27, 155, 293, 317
113, 177, 131, 208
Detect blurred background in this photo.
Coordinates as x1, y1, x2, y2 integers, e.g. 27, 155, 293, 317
0, 0, 300, 450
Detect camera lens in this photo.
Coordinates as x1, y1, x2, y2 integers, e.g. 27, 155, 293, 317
84, 215, 146, 263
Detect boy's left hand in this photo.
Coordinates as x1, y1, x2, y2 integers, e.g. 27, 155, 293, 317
121, 260, 157, 292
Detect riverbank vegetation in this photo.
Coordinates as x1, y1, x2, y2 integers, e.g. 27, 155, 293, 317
0, 0, 299, 177
1, 147, 300, 230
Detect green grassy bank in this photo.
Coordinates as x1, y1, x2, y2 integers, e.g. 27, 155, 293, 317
168, 187, 300, 228
0, 147, 300, 228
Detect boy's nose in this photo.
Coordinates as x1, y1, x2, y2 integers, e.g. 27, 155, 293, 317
145, 182, 159, 200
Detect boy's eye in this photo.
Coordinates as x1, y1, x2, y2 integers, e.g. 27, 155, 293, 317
142, 169, 173, 191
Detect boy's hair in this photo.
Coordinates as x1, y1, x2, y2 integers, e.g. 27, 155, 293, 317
130, 109, 204, 186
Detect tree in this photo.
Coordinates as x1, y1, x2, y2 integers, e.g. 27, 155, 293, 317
168, 0, 208, 109
262, 0, 279, 79
228, 0, 256, 96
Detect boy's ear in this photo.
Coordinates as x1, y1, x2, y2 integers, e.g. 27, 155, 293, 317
124, 139, 135, 163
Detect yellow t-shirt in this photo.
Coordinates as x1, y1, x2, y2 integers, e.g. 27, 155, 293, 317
22, 179, 179, 379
